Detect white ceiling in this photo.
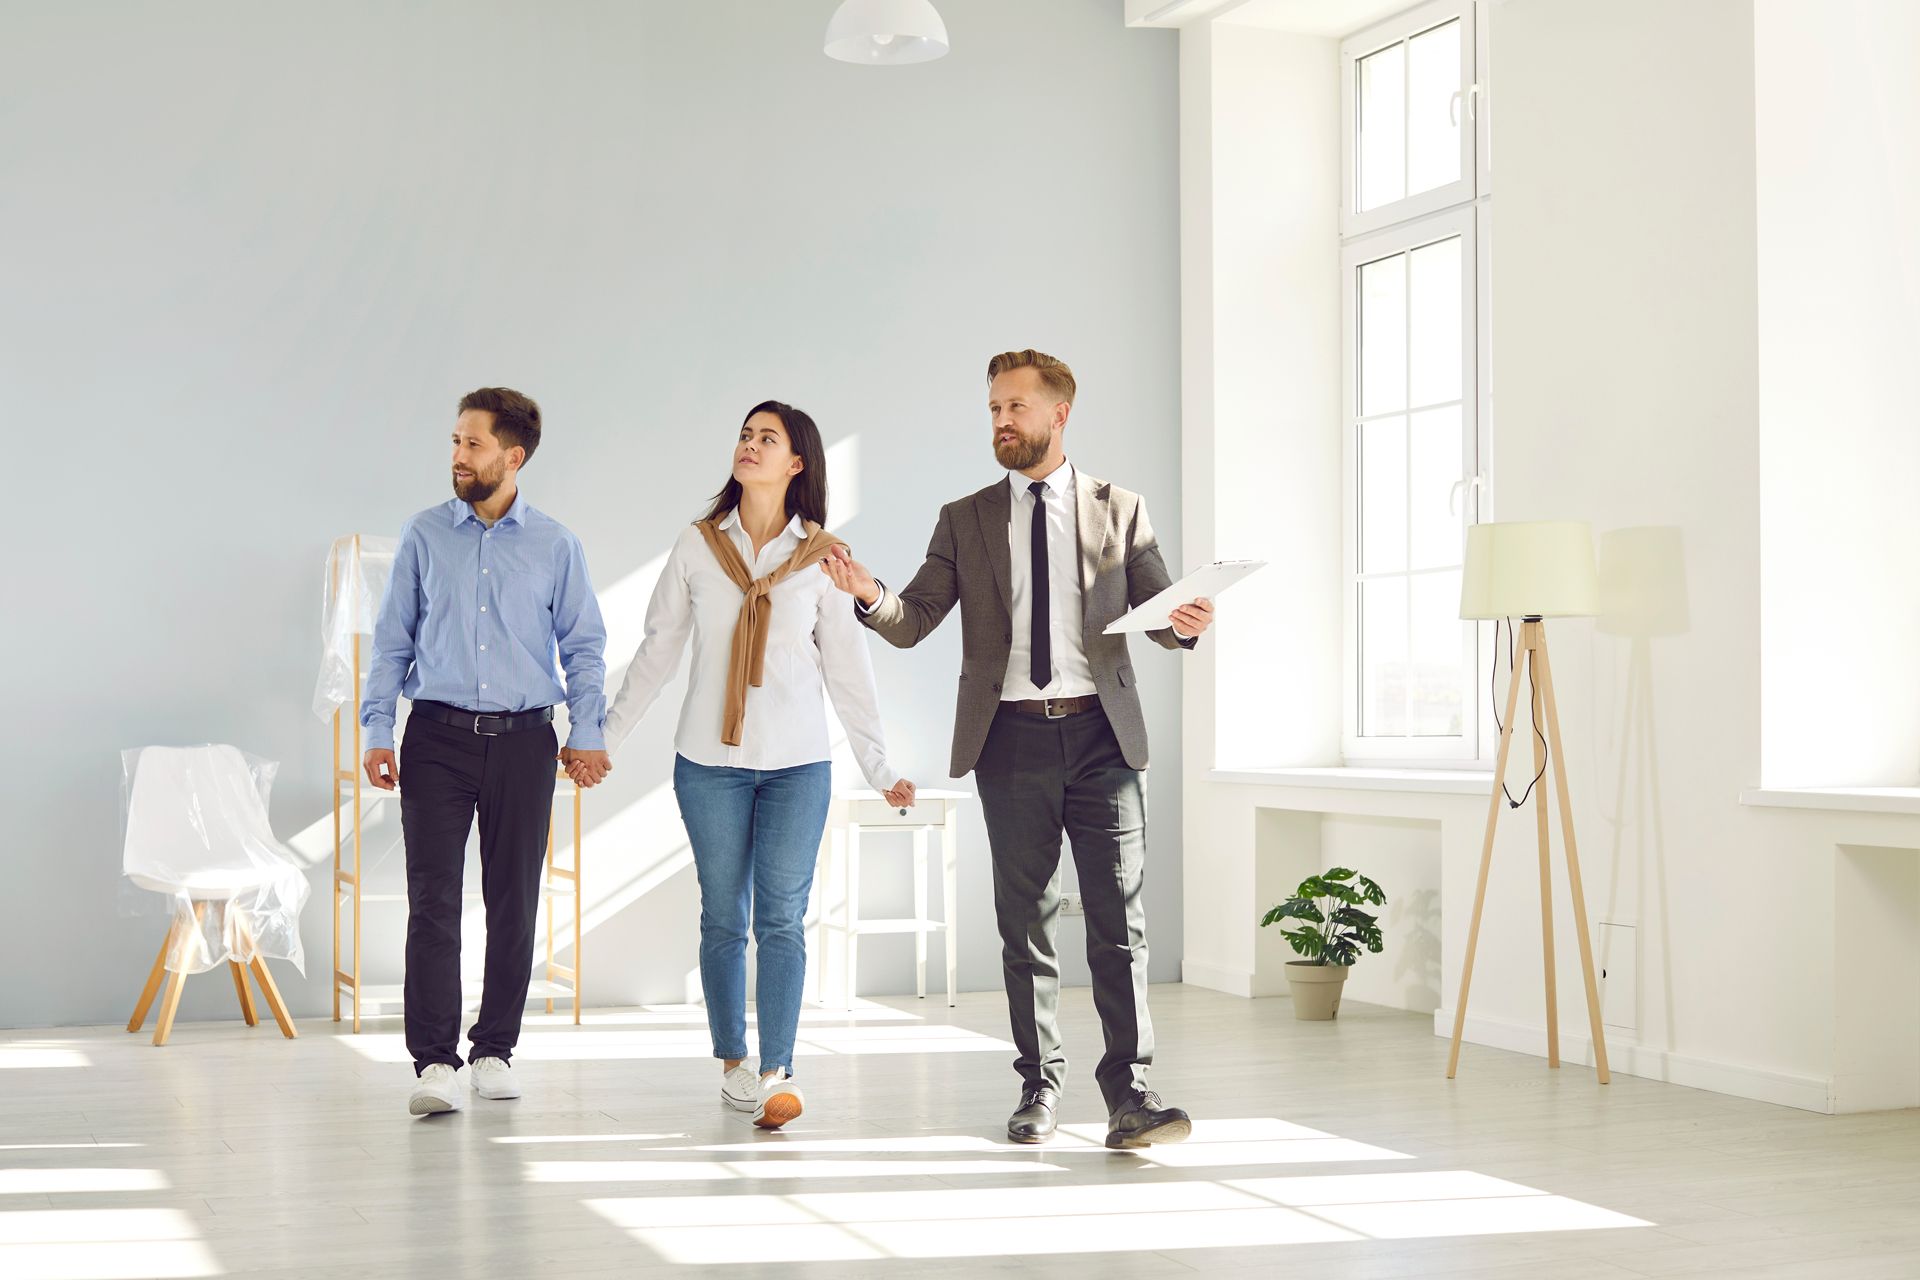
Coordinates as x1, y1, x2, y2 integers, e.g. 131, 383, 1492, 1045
1217, 0, 1420, 37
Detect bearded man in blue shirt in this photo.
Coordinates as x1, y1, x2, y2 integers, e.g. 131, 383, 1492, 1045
360, 387, 609, 1118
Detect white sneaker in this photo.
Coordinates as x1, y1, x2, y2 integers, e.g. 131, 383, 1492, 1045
470, 1056, 521, 1100
721, 1064, 759, 1113
753, 1071, 804, 1130
408, 1063, 463, 1116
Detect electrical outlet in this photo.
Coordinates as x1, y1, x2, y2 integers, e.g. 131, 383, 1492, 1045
1060, 893, 1085, 917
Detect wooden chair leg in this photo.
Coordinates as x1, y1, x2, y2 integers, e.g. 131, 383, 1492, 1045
128, 921, 178, 1033
230, 914, 297, 1039
248, 957, 297, 1039
153, 963, 188, 1047
230, 961, 258, 1026
152, 903, 207, 1047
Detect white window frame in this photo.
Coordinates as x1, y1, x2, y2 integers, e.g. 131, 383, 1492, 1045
1339, 0, 1493, 767
1340, 207, 1484, 764
1340, 0, 1478, 239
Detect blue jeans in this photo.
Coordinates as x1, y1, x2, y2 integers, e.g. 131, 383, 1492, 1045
673, 754, 832, 1075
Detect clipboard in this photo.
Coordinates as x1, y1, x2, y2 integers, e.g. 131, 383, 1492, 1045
1103, 559, 1267, 634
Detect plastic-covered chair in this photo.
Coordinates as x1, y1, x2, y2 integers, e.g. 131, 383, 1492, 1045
121, 745, 307, 1045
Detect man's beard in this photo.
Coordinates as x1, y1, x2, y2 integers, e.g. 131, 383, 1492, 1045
453, 460, 506, 503
993, 430, 1050, 472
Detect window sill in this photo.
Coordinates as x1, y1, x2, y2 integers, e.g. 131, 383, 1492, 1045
1208, 767, 1495, 796
1739, 787, 1920, 817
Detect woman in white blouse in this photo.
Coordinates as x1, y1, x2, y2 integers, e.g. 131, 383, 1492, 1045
601, 401, 913, 1129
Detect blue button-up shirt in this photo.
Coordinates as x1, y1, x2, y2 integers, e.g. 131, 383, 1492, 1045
360, 492, 607, 752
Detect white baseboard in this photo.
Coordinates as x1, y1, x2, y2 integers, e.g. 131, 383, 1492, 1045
1435, 1007, 1834, 1114
1830, 1069, 1920, 1114
1181, 960, 1253, 997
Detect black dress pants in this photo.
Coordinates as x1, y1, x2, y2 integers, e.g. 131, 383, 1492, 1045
398, 714, 557, 1074
972, 704, 1155, 1114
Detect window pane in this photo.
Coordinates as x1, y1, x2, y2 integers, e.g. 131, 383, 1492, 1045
1357, 42, 1405, 212
1408, 406, 1464, 571
1361, 416, 1408, 573
1361, 577, 1409, 737
1359, 253, 1406, 416
1407, 19, 1462, 196
1410, 569, 1467, 736
1409, 235, 1462, 407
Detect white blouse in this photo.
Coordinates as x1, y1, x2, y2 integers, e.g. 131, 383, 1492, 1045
602, 510, 900, 792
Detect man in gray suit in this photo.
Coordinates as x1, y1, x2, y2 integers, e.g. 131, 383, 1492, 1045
821, 349, 1212, 1149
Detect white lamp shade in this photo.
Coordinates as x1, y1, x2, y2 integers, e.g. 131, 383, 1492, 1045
1459, 521, 1601, 620
825, 0, 950, 65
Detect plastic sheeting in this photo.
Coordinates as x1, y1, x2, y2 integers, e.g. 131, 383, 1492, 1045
312, 533, 398, 724
120, 745, 310, 976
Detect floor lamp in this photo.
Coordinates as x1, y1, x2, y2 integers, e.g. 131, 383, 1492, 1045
1448, 521, 1611, 1084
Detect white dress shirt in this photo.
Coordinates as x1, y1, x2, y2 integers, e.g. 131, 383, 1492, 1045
1003, 460, 1098, 701
603, 510, 900, 792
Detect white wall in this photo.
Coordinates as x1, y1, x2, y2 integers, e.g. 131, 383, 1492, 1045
1177, 20, 1347, 995
0, 0, 1184, 1030
1755, 0, 1920, 789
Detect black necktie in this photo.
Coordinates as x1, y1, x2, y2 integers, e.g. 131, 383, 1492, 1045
1028, 481, 1051, 690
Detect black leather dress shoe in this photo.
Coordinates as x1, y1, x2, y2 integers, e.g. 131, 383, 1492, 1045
1105, 1090, 1192, 1149
1007, 1084, 1059, 1144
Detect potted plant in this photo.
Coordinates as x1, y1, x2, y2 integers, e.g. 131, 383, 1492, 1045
1260, 867, 1386, 1020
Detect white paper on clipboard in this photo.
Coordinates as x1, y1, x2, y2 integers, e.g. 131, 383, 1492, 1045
1103, 559, 1267, 634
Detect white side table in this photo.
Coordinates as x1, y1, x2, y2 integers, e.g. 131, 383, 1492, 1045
814, 789, 969, 1008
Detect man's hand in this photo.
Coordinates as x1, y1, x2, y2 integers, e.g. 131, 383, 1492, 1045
364, 748, 399, 792
561, 748, 613, 789
1169, 596, 1214, 638
820, 544, 881, 607
883, 779, 917, 809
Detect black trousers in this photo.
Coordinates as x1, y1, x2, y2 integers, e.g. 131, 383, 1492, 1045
972, 703, 1154, 1114
398, 714, 557, 1074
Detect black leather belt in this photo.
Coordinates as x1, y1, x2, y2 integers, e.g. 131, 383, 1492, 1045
412, 700, 555, 737
1005, 695, 1100, 720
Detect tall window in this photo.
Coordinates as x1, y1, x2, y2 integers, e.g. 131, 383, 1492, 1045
1341, 0, 1491, 763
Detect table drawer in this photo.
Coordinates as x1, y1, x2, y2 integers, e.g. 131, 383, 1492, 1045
844, 798, 940, 827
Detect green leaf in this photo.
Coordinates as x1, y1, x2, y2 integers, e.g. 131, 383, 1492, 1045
1262, 899, 1324, 926
1324, 867, 1356, 881
1330, 907, 1377, 929
1282, 926, 1325, 958
1293, 876, 1329, 900
1322, 883, 1363, 905
1353, 874, 1387, 905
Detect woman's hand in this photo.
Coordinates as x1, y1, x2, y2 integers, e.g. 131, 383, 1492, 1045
560, 747, 612, 788
883, 779, 917, 809
820, 544, 881, 607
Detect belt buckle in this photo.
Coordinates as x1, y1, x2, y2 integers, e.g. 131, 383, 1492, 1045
1043, 697, 1069, 720
472, 714, 502, 737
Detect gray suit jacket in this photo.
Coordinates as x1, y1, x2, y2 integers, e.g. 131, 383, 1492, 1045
858, 471, 1195, 778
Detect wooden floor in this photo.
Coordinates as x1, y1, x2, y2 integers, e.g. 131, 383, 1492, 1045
4, 984, 1920, 1279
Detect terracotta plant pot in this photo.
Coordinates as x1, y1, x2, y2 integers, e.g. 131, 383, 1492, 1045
1285, 960, 1349, 1020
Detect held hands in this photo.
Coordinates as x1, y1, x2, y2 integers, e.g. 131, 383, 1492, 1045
883, 779, 917, 809
819, 544, 881, 607
364, 748, 399, 791
1169, 596, 1215, 638
560, 747, 613, 789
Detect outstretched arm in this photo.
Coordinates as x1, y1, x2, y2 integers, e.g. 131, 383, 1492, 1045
821, 504, 962, 649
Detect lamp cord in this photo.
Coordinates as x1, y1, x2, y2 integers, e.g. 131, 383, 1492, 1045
1490, 617, 1548, 809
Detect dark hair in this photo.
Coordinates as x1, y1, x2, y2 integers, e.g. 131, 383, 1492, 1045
457, 387, 542, 465
700, 401, 830, 529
